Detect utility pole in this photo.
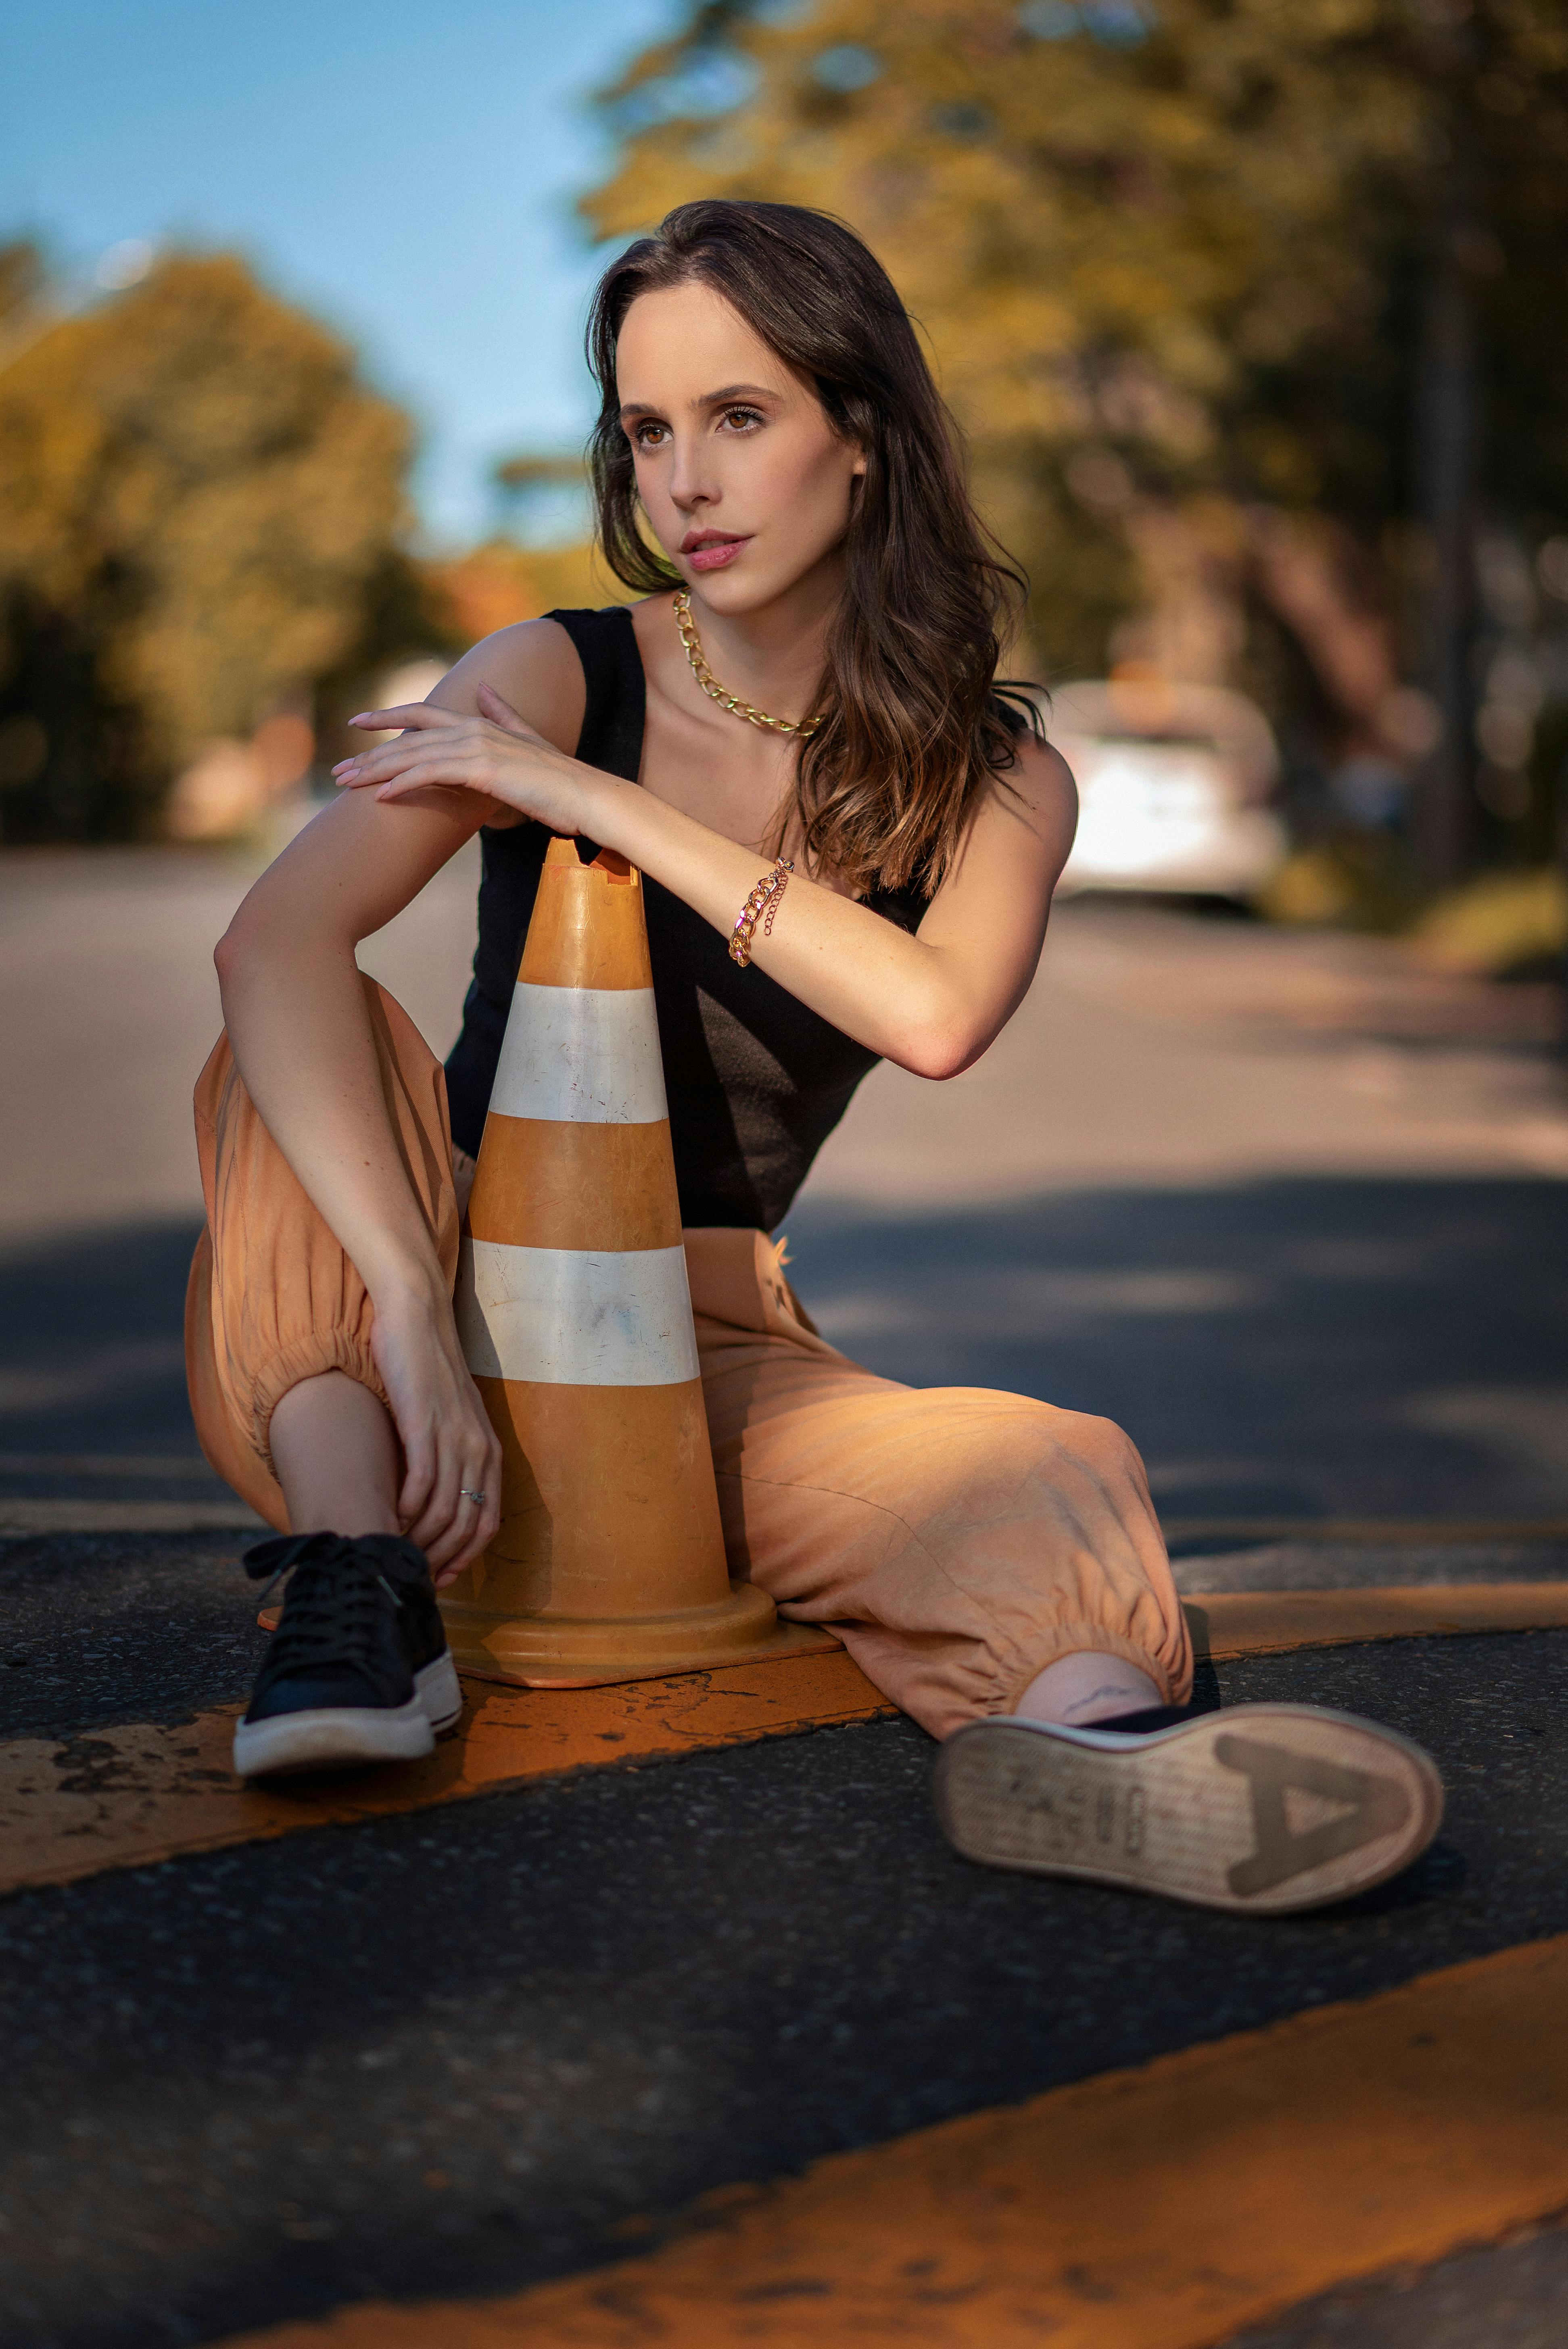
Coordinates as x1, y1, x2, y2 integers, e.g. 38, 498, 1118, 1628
1411, 1, 1482, 888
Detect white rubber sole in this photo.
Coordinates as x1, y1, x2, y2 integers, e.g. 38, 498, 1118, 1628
933, 1704, 1445, 1914
233, 1651, 463, 1780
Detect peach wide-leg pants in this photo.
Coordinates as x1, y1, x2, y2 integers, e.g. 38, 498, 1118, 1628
186, 980, 1192, 1738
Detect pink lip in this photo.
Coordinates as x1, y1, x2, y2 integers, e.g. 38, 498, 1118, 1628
683, 533, 749, 572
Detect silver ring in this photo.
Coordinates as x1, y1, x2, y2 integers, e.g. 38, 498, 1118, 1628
461, 1488, 487, 1506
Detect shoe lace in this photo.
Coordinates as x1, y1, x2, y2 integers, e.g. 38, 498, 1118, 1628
243, 1532, 405, 1675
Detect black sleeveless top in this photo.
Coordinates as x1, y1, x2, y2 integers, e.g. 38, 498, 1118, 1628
443, 605, 931, 1232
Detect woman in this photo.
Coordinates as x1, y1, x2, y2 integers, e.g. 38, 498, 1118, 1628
190, 200, 1441, 1910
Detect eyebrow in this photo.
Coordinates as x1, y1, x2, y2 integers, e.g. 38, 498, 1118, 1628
618, 382, 780, 421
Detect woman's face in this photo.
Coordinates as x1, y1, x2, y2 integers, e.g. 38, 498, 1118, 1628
615, 280, 864, 616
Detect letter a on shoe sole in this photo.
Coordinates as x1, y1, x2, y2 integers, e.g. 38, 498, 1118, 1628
933, 1704, 1444, 1913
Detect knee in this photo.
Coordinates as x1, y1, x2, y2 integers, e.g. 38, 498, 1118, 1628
984, 1399, 1156, 1528
1069, 1408, 1149, 1485
991, 1395, 1147, 1482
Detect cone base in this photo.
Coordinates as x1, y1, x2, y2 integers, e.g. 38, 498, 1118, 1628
439, 1579, 843, 1688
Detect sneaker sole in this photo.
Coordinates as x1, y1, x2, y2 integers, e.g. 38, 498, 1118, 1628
417, 1650, 463, 1735
233, 1651, 463, 1779
933, 1704, 1445, 1914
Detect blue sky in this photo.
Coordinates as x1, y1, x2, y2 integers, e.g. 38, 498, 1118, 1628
1, 0, 687, 545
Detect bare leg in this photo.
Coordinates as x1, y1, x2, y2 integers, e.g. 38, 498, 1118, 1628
269, 1371, 402, 1540
1016, 1651, 1163, 1727
235, 1370, 463, 1782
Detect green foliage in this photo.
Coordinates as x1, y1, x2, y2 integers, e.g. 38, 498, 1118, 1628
0, 242, 44, 327
1413, 861, 1567, 973
0, 246, 435, 839
582, 0, 1568, 687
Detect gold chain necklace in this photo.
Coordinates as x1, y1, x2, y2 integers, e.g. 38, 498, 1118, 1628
673, 590, 820, 739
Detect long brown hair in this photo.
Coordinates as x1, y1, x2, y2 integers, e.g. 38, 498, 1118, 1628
585, 200, 1038, 895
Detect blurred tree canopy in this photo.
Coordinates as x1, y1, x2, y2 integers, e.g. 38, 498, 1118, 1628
427, 539, 630, 647
0, 246, 443, 840
585, 0, 1568, 873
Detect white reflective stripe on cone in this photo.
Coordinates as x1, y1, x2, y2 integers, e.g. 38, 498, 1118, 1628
455, 1239, 701, 1387
490, 984, 668, 1125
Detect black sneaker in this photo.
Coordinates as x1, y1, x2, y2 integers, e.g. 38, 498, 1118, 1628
233, 1531, 462, 1779
933, 1703, 1444, 1914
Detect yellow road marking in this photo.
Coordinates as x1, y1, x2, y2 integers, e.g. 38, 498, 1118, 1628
1166, 1516, 1568, 1544
216, 1932, 1568, 2349
0, 1499, 264, 1534
2, 1586, 1562, 1903
0, 1652, 892, 1900
0, 1452, 219, 1478
1192, 1581, 1568, 1657
4, 1503, 1564, 1540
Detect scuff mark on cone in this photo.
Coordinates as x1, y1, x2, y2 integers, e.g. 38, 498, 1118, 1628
490, 982, 669, 1125
455, 1240, 701, 1387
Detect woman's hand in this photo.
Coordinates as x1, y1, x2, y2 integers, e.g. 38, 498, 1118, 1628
368, 1283, 503, 1586
333, 683, 603, 835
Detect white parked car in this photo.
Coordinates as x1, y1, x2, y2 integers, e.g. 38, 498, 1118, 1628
1044, 675, 1288, 900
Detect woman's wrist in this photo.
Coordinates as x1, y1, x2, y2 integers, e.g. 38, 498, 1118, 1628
359, 1248, 453, 1322
577, 765, 635, 848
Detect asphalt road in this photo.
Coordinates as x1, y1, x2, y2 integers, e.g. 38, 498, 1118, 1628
3, 848, 1568, 2345
4, 844, 1566, 1523
0, 1604, 1563, 2348
3, 1166, 1567, 1524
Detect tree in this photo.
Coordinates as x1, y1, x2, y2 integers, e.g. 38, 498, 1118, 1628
424, 537, 628, 645
583, 0, 1568, 879
0, 246, 438, 839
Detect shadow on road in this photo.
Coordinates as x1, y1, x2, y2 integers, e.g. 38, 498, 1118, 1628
789, 1174, 1568, 1520
2, 1173, 1564, 1520
0, 1219, 204, 1457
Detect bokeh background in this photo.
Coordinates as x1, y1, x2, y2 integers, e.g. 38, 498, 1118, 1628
8, 21, 1568, 2334
8, 0, 1568, 902
3, 0, 1567, 1534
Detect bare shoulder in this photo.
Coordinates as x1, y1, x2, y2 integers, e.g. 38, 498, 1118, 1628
965, 724, 1077, 873
430, 616, 586, 756
1008, 727, 1077, 829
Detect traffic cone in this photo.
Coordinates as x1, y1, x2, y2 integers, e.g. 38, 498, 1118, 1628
438, 839, 828, 1685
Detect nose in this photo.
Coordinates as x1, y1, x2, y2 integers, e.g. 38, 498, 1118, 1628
665, 430, 716, 514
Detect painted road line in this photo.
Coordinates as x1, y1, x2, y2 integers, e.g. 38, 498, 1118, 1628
0, 1499, 265, 1535
215, 1931, 1568, 2349
1165, 1516, 1568, 1545
1191, 1581, 1568, 1658
0, 1453, 220, 1479
4, 1585, 1565, 1902
9, 1503, 1564, 1545
0, 1650, 893, 1901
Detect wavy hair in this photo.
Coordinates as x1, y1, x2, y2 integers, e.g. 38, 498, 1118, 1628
585, 200, 1038, 895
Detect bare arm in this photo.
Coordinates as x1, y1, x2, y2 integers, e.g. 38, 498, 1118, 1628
341, 671, 1077, 1083
213, 621, 584, 1574
586, 735, 1075, 1079
216, 793, 483, 1300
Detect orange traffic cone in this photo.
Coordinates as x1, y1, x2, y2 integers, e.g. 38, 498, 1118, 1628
439, 839, 825, 1685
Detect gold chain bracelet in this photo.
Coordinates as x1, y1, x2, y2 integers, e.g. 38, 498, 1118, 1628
729, 858, 794, 968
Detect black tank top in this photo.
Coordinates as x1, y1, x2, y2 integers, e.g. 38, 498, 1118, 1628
443, 604, 930, 1231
